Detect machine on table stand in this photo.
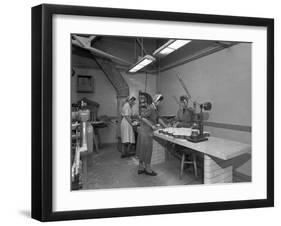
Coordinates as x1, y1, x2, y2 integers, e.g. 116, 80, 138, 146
71, 101, 93, 190
186, 102, 212, 143
175, 74, 212, 143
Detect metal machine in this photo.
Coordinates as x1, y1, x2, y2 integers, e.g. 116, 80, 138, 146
71, 100, 93, 189
176, 74, 212, 143
186, 102, 212, 143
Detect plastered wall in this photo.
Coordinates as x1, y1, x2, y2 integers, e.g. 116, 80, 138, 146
71, 67, 157, 144
158, 43, 252, 177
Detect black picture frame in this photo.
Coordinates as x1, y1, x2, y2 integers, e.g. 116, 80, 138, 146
31, 4, 274, 222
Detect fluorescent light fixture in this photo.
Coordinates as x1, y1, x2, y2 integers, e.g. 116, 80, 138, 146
159, 47, 174, 55
153, 39, 191, 57
128, 55, 155, 73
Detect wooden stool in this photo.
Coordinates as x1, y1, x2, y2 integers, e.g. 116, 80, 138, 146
180, 149, 198, 179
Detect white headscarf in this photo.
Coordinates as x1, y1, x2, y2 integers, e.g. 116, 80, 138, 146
153, 94, 163, 103
122, 96, 136, 107
125, 96, 136, 102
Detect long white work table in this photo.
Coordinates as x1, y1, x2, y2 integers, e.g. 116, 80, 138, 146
153, 131, 251, 184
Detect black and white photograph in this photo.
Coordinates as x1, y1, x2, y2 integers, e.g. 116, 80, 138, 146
70, 34, 252, 190
29, 2, 274, 222
0, 0, 278, 224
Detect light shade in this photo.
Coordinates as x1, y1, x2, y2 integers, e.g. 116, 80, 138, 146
153, 39, 191, 57
128, 55, 155, 73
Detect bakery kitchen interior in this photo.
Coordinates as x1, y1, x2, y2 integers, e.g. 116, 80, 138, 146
71, 34, 252, 190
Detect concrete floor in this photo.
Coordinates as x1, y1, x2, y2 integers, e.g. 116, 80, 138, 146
81, 144, 203, 190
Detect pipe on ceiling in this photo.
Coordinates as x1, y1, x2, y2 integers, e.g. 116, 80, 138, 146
136, 38, 149, 56
72, 38, 132, 66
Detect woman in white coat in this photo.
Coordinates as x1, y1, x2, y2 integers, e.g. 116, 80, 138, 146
120, 96, 136, 158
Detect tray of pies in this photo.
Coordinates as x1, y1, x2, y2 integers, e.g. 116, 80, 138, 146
158, 127, 198, 139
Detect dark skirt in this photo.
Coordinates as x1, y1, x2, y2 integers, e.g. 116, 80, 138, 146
138, 122, 153, 164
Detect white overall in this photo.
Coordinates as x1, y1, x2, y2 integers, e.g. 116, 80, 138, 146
120, 102, 135, 143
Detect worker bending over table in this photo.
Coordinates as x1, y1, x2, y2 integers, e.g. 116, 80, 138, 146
138, 94, 168, 176
174, 95, 196, 128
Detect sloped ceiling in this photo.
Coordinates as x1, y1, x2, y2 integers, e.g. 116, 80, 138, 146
72, 35, 237, 73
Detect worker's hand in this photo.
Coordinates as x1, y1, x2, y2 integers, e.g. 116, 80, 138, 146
162, 124, 168, 129
152, 125, 157, 131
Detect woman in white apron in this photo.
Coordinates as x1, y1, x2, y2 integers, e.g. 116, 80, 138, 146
120, 96, 136, 158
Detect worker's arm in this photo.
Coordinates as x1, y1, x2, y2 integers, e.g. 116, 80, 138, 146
121, 103, 134, 127
173, 110, 181, 127
187, 107, 195, 113
139, 106, 156, 130
140, 117, 156, 130
158, 118, 168, 128
124, 116, 134, 127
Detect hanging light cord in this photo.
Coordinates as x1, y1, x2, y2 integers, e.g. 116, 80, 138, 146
145, 72, 148, 92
